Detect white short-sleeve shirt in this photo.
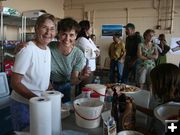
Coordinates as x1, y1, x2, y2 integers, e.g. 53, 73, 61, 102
76, 37, 100, 71
11, 41, 51, 103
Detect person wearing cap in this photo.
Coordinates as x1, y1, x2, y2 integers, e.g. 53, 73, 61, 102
122, 23, 142, 84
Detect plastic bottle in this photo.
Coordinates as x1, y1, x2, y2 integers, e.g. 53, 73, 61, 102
94, 76, 100, 84
81, 87, 91, 98
111, 88, 119, 132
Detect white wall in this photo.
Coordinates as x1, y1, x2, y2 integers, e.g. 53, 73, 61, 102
64, 0, 180, 66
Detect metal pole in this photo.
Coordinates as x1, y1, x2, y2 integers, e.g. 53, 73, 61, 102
24, 16, 26, 42
170, 0, 175, 33
0, 11, 4, 71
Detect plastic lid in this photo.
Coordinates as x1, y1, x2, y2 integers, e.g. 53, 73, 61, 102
85, 84, 106, 96
90, 93, 100, 98
82, 87, 92, 92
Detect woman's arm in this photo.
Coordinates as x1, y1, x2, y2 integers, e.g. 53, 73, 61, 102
137, 44, 149, 60
70, 71, 82, 85
47, 81, 54, 90
147, 46, 158, 60
136, 104, 154, 117
11, 72, 37, 99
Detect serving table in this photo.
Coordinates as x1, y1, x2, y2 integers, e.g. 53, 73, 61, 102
62, 88, 153, 135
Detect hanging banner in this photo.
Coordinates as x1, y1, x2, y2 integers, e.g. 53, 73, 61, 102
101, 25, 123, 37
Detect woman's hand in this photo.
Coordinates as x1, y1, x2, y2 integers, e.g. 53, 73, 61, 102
71, 67, 91, 85
80, 66, 91, 79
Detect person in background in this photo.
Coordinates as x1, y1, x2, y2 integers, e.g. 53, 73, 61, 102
108, 33, 126, 83
76, 20, 100, 89
10, 13, 56, 131
156, 33, 170, 65
49, 17, 90, 103
136, 29, 158, 90
122, 23, 142, 84
136, 63, 180, 135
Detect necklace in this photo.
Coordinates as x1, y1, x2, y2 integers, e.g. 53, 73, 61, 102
33, 40, 47, 50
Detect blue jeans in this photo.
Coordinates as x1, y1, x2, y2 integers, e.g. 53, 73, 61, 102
109, 59, 124, 83
10, 99, 29, 131
52, 82, 72, 103
122, 57, 141, 83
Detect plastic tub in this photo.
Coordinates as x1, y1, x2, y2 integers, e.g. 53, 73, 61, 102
73, 98, 104, 129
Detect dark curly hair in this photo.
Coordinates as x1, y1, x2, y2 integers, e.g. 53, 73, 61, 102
150, 63, 180, 103
57, 17, 80, 34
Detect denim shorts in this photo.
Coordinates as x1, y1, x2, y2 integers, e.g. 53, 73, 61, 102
10, 99, 29, 131
52, 82, 72, 103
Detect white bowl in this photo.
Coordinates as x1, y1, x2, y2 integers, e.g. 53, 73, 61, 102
118, 130, 144, 135
85, 84, 106, 96
154, 103, 180, 124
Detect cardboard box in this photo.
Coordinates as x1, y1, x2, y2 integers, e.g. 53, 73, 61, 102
102, 110, 117, 135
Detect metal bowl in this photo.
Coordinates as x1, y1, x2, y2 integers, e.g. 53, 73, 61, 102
118, 130, 144, 135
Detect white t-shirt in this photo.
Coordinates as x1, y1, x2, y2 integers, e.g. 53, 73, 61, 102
76, 37, 100, 71
11, 41, 51, 104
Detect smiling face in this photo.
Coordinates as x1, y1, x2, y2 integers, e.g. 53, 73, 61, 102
57, 17, 80, 47
59, 29, 77, 47
36, 18, 56, 46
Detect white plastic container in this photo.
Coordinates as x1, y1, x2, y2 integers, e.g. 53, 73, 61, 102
81, 87, 91, 98
91, 92, 105, 102
85, 84, 106, 95
73, 98, 104, 129
85, 84, 106, 102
